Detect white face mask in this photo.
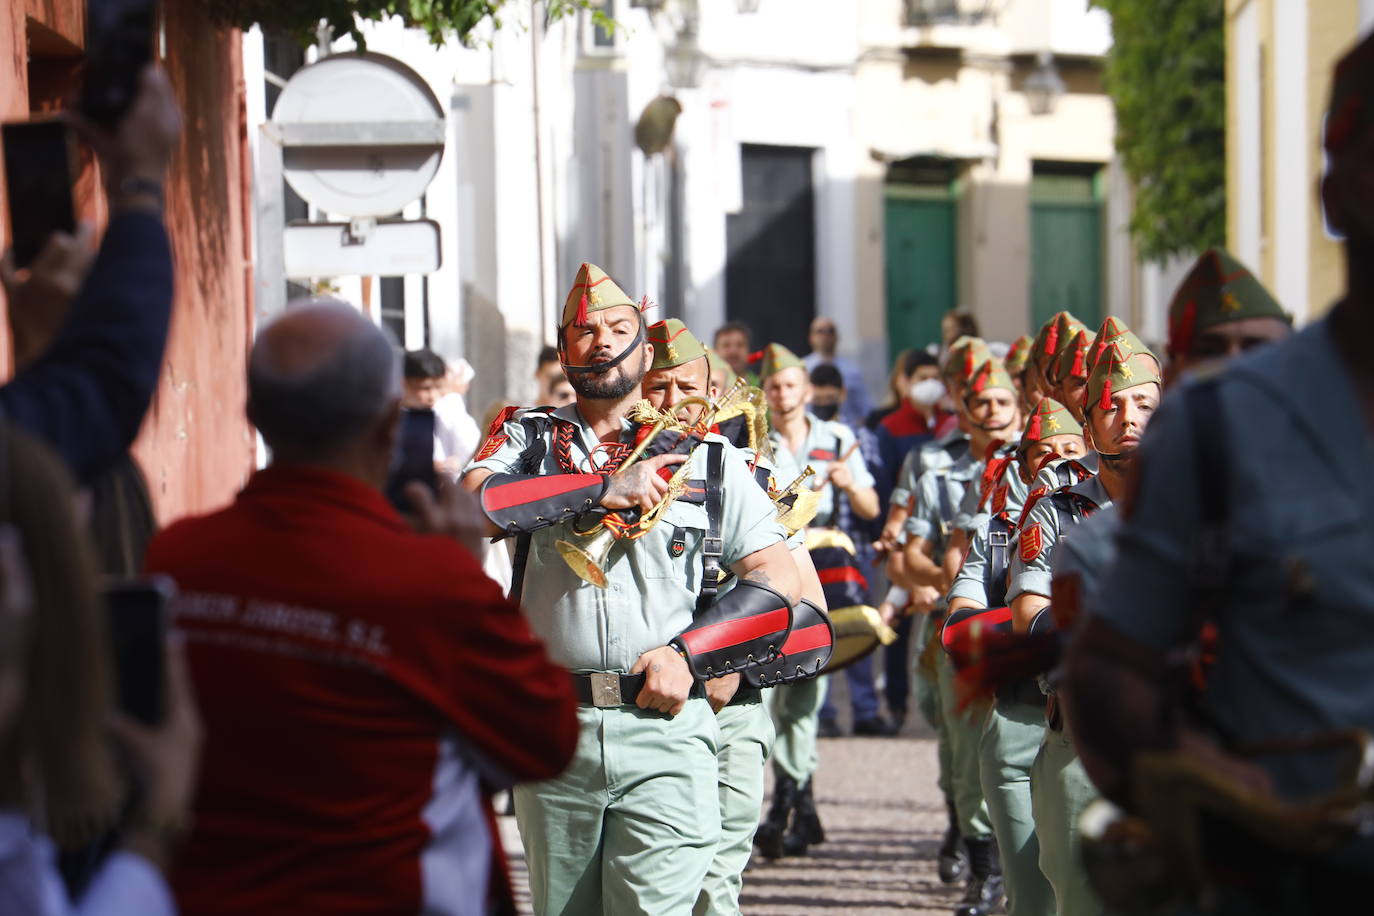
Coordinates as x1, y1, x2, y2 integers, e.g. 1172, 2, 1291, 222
909, 378, 946, 407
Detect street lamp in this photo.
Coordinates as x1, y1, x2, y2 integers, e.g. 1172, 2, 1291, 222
666, 22, 705, 88
1024, 51, 1066, 116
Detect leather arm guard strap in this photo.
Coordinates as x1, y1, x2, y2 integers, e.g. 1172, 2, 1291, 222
669, 578, 792, 680
940, 605, 1013, 670
480, 473, 607, 536
744, 598, 834, 688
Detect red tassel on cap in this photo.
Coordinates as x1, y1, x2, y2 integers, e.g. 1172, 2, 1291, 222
1027, 414, 1042, 442
964, 349, 974, 378
1099, 377, 1113, 412
1044, 322, 1059, 355
1070, 346, 1086, 378
575, 292, 590, 327
748, 349, 764, 365
1170, 300, 1197, 355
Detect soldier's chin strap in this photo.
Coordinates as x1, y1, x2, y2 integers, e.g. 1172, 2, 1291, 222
560, 320, 648, 375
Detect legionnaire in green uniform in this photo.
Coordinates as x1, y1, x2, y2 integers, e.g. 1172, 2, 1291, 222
756, 343, 879, 860
945, 397, 1087, 916
1028, 312, 1087, 405
1163, 247, 1292, 380
1050, 329, 1094, 424
1005, 334, 1037, 415
464, 265, 804, 916
1005, 331, 1161, 916
905, 357, 1022, 916
640, 318, 829, 916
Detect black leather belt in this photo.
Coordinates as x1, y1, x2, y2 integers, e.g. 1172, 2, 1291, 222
727, 685, 763, 707
995, 678, 1045, 710
571, 672, 705, 707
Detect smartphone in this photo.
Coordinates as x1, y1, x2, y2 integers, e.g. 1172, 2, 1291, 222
80, 0, 157, 129
1, 121, 76, 268
104, 575, 173, 726
387, 408, 439, 513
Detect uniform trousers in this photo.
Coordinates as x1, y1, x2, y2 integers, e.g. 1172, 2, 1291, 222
1029, 716, 1103, 916
515, 698, 721, 916
764, 674, 826, 783
912, 613, 953, 800
935, 644, 994, 838
694, 697, 774, 916
979, 694, 1054, 916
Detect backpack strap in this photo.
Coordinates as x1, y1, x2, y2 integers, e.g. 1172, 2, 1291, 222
1186, 381, 1230, 594
985, 514, 1013, 607
509, 413, 554, 604
698, 441, 725, 613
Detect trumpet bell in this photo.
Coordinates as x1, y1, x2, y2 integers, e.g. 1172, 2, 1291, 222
555, 526, 617, 588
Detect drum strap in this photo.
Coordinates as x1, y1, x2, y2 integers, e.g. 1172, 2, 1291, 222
934, 469, 953, 540
986, 514, 1013, 608
698, 441, 725, 613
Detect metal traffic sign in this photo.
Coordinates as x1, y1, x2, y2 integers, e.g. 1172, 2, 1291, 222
282, 218, 441, 279
270, 51, 446, 219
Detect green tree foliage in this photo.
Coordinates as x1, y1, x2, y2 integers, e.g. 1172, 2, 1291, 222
205, 0, 610, 49
1093, 0, 1226, 260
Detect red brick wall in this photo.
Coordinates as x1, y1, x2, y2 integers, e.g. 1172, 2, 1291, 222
0, 0, 255, 524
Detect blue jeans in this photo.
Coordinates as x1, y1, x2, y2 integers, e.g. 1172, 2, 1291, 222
819, 653, 880, 721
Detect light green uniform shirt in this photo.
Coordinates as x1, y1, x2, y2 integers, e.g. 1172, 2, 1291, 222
466, 404, 785, 673
891, 428, 969, 510
767, 416, 874, 529
1006, 474, 1110, 603
947, 469, 1033, 606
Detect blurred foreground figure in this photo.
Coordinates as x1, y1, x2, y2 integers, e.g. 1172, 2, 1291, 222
1064, 32, 1374, 916
0, 66, 178, 484
146, 302, 577, 916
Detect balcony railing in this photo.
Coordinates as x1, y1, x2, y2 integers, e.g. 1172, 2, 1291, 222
903, 0, 995, 27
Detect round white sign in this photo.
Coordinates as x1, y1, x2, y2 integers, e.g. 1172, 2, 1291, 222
273, 52, 445, 218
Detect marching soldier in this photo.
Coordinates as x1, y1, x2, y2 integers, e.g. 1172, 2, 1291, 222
1005, 334, 1037, 415
945, 397, 1088, 916
1005, 329, 1162, 916
904, 357, 1021, 916
1028, 312, 1087, 405
755, 342, 879, 859
463, 264, 802, 916
640, 318, 831, 916
1164, 247, 1292, 379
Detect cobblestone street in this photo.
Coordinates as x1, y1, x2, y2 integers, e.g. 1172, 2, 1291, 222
501, 682, 958, 915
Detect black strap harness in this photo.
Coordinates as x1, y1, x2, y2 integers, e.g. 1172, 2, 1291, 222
698, 441, 725, 613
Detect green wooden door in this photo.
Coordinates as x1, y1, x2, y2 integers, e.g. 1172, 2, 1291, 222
885, 188, 956, 361
1030, 171, 1103, 331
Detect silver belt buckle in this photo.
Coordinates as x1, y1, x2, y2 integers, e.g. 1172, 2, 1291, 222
590, 672, 622, 707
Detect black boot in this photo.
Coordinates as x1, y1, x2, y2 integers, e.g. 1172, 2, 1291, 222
937, 798, 968, 884
754, 775, 798, 860
783, 778, 825, 855
953, 835, 1004, 916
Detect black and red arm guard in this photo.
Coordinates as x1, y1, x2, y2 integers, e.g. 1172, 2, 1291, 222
669, 578, 792, 681
479, 473, 608, 536
744, 598, 834, 688
940, 605, 1013, 670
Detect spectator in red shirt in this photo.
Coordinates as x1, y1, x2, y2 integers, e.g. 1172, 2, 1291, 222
145, 301, 577, 916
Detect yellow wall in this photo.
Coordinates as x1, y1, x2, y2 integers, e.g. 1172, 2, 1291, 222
1308, 0, 1359, 314
1226, 0, 1357, 317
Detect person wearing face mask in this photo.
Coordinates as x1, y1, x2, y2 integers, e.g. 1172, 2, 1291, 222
808, 365, 896, 739
899, 358, 1022, 916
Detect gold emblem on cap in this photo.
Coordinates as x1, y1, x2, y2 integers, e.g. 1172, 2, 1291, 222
1222, 291, 1241, 312
667, 343, 679, 362
1119, 363, 1135, 381
589, 290, 602, 306
1046, 416, 1061, 432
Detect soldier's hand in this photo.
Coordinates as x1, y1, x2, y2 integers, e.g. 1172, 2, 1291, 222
407, 478, 486, 556
705, 672, 740, 714
600, 452, 687, 512
877, 600, 898, 627
630, 645, 695, 716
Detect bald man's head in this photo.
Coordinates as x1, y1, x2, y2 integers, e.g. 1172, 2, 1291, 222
248, 300, 401, 457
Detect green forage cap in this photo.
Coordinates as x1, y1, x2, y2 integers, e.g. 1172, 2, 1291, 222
1033, 311, 1085, 369
966, 358, 1015, 399
706, 346, 738, 388
561, 262, 639, 329
1086, 340, 1163, 415
1089, 316, 1151, 373
758, 342, 805, 381
1005, 335, 1034, 375
1022, 397, 1083, 445
1166, 249, 1289, 356
1052, 329, 1095, 384
647, 319, 708, 371
944, 336, 992, 382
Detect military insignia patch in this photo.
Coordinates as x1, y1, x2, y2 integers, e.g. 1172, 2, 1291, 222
808, 449, 837, 462
475, 434, 507, 461
1019, 523, 1043, 562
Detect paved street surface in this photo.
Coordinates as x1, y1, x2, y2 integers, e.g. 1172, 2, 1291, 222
500, 676, 959, 915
